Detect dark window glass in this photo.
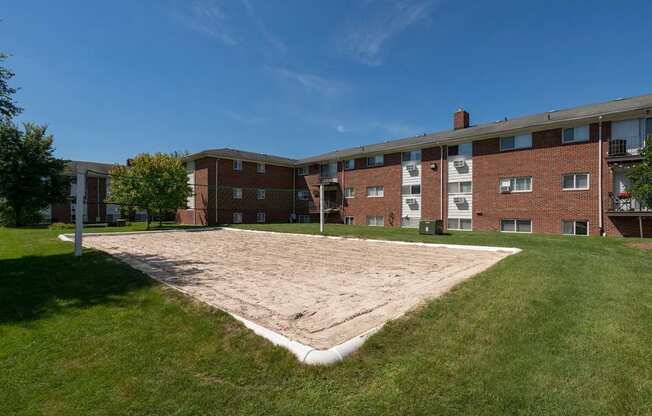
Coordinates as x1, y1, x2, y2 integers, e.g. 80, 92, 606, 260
448, 145, 459, 156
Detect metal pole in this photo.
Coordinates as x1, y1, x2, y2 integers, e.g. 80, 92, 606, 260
319, 183, 324, 233
74, 169, 86, 257
640, 215, 644, 239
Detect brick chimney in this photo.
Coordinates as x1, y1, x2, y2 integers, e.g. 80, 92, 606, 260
454, 108, 470, 130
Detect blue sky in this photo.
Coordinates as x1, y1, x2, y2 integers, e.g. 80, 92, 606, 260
2, 0, 651, 163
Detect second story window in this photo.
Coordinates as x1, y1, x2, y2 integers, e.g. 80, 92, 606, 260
233, 159, 243, 171
256, 189, 266, 200
500, 134, 532, 151
366, 186, 384, 197
402, 150, 421, 161
563, 126, 589, 143
344, 187, 355, 198
562, 173, 589, 190
297, 190, 310, 200
401, 184, 421, 195
448, 181, 472, 194
232, 188, 242, 199
297, 166, 308, 176
256, 163, 265, 173
344, 159, 355, 170
500, 176, 532, 193
366, 154, 384, 167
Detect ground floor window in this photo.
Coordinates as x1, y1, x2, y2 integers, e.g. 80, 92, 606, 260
366, 216, 384, 226
232, 212, 243, 224
448, 218, 472, 230
500, 219, 532, 233
256, 212, 266, 223
298, 215, 310, 223
562, 220, 588, 236
345, 216, 354, 225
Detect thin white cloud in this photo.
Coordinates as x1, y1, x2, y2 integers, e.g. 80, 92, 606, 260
241, 0, 287, 54
336, 0, 436, 66
172, 0, 238, 46
269, 66, 347, 98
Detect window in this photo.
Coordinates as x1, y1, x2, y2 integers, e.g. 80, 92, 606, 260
256, 189, 266, 200
256, 163, 265, 173
500, 219, 532, 233
344, 159, 355, 170
447, 145, 458, 157
563, 125, 589, 143
401, 184, 421, 195
448, 181, 472, 193
500, 134, 532, 151
233, 187, 242, 199
256, 212, 266, 223
233, 159, 243, 171
298, 215, 311, 223
646, 118, 652, 140
366, 216, 384, 226
562, 173, 589, 190
562, 220, 588, 236
500, 176, 532, 193
345, 216, 354, 225
297, 166, 308, 176
297, 190, 310, 200
232, 212, 243, 224
366, 154, 384, 167
344, 187, 355, 198
402, 150, 421, 162
366, 186, 384, 197
448, 218, 472, 230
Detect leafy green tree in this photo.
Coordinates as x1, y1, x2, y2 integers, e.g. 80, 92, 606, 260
0, 123, 67, 226
0, 53, 22, 122
626, 138, 652, 209
109, 153, 192, 229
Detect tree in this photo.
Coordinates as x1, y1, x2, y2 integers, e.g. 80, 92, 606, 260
0, 123, 67, 226
626, 138, 652, 209
109, 153, 192, 229
0, 53, 22, 122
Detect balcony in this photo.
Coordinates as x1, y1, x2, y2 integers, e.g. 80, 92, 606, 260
607, 139, 643, 163
608, 192, 652, 216
309, 199, 340, 213
319, 175, 339, 185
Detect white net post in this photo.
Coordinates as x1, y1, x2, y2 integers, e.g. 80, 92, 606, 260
74, 169, 86, 257
319, 183, 324, 233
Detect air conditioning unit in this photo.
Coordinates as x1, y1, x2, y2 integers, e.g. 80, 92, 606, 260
406, 198, 417, 205
406, 164, 417, 171
453, 196, 466, 204
453, 160, 466, 169
500, 186, 511, 194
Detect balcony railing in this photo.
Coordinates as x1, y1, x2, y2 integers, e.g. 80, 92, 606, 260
309, 200, 340, 213
608, 139, 628, 156
608, 192, 651, 212
319, 175, 338, 184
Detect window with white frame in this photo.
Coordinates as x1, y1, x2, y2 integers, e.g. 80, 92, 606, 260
562, 173, 589, 190
298, 215, 311, 223
448, 181, 472, 194
500, 219, 532, 233
344, 187, 355, 198
500, 134, 532, 151
563, 125, 589, 143
256, 163, 265, 173
402, 150, 421, 161
345, 216, 354, 225
562, 220, 588, 236
366, 154, 384, 167
233, 159, 243, 171
232, 212, 243, 224
256, 212, 266, 223
232, 187, 243, 199
448, 143, 472, 157
256, 189, 266, 200
366, 186, 384, 197
344, 159, 355, 170
500, 176, 532, 193
297, 190, 310, 200
297, 166, 308, 176
366, 215, 384, 226
448, 218, 472, 230
401, 184, 421, 195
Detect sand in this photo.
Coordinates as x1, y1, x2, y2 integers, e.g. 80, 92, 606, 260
82, 229, 511, 349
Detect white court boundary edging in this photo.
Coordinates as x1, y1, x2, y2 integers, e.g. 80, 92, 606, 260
57, 228, 521, 365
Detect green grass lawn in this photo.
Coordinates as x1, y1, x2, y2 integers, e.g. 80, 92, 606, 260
1, 224, 651, 415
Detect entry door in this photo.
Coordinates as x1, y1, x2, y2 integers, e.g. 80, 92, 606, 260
612, 119, 643, 154
614, 171, 629, 194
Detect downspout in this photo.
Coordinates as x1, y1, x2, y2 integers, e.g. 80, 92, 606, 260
292, 166, 296, 217
97, 175, 100, 222
598, 116, 604, 235
439, 144, 444, 224
215, 158, 219, 225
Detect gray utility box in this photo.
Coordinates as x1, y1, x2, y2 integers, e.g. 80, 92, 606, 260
419, 220, 444, 235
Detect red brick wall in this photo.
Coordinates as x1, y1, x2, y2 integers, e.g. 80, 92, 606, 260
421, 146, 444, 222
50, 176, 108, 224
473, 126, 602, 235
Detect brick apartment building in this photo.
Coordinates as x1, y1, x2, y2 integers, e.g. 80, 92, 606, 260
177, 93, 652, 237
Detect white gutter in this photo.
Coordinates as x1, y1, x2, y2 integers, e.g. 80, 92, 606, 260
598, 116, 604, 234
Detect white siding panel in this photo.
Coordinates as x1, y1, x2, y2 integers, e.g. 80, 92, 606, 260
401, 161, 421, 185
401, 159, 421, 227
448, 144, 473, 221
448, 195, 472, 219
448, 157, 473, 182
